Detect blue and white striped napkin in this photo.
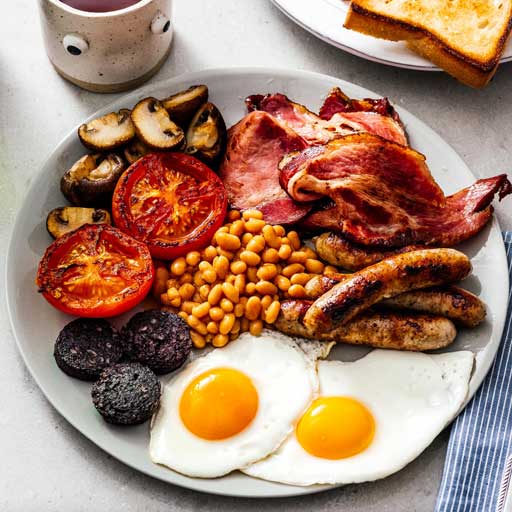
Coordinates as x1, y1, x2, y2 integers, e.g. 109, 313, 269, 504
436, 232, 512, 512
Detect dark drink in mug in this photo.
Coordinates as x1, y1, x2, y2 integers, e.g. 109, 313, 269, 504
59, 0, 142, 12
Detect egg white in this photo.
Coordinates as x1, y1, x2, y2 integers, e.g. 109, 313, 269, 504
243, 349, 474, 486
149, 331, 332, 478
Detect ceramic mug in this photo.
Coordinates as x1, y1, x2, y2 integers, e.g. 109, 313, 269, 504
38, 0, 173, 92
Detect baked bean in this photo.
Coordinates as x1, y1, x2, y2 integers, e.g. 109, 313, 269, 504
180, 272, 193, 284
262, 248, 280, 263
290, 273, 312, 286
234, 274, 246, 294
324, 265, 339, 275
231, 319, 241, 334
199, 284, 211, 301
219, 313, 236, 335
246, 235, 266, 253
247, 267, 258, 283
171, 257, 187, 276
222, 282, 239, 303
245, 296, 261, 320
262, 224, 280, 248
305, 258, 324, 274
227, 210, 241, 221
265, 301, 281, 324
245, 218, 266, 233
240, 250, 261, 266
217, 248, 235, 260
213, 255, 230, 278
287, 231, 301, 250
182, 301, 199, 314
230, 260, 247, 275
249, 319, 263, 336
257, 264, 278, 281
209, 307, 224, 322
260, 294, 272, 312
202, 269, 217, 284
192, 292, 201, 303
220, 298, 234, 312
242, 209, 264, 220
203, 245, 218, 262
207, 284, 223, 305
216, 232, 241, 251
229, 220, 245, 237
234, 302, 245, 318
207, 321, 219, 334
167, 288, 180, 301
187, 315, 208, 335
179, 283, 195, 300
278, 244, 292, 260
185, 251, 201, 267
193, 271, 205, 287
288, 251, 308, 264
255, 280, 278, 295
245, 282, 256, 295
192, 302, 210, 318
240, 234, 252, 248
275, 275, 291, 292
302, 247, 317, 259
273, 225, 286, 236
241, 317, 250, 332
178, 311, 188, 322
190, 331, 206, 349
170, 296, 181, 308
282, 263, 305, 277
288, 284, 307, 299
212, 334, 229, 347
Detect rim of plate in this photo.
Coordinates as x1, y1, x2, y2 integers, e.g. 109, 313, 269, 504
270, 0, 512, 71
6, 66, 509, 498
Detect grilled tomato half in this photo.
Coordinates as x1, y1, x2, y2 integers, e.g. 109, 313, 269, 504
36, 223, 154, 317
112, 152, 227, 259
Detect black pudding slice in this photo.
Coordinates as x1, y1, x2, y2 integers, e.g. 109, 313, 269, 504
54, 318, 123, 381
122, 310, 192, 374
91, 363, 161, 425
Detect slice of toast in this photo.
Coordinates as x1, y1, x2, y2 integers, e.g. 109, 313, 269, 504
344, 0, 512, 87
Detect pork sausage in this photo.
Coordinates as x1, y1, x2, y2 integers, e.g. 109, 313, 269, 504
276, 300, 457, 351
304, 248, 472, 332
305, 275, 485, 328
315, 232, 425, 271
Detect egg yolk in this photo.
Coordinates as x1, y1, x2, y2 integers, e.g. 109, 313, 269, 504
179, 368, 259, 440
296, 396, 375, 459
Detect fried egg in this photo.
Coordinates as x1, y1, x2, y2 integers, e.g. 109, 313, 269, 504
243, 349, 474, 486
149, 331, 333, 478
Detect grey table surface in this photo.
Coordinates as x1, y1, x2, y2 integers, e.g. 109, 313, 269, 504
1, 1, 511, 511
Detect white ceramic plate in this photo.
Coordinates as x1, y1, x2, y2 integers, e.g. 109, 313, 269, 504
6, 67, 509, 498
271, 0, 512, 70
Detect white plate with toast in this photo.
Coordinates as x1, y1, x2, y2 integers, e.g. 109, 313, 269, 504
6, 67, 510, 498
272, 0, 512, 71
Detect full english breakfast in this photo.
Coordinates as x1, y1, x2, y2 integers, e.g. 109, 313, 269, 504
33, 82, 510, 487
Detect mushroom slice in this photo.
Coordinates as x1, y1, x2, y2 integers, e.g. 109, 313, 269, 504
46, 207, 111, 238
78, 109, 135, 151
61, 153, 126, 207
124, 138, 150, 164
161, 85, 209, 127
131, 97, 185, 150
185, 102, 227, 165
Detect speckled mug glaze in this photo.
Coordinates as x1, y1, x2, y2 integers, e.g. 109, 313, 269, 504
38, 0, 173, 92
